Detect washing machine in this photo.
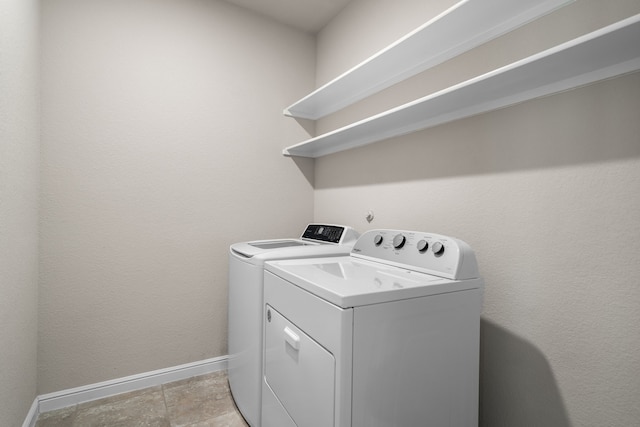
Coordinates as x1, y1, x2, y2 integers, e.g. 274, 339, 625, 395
262, 229, 483, 427
228, 224, 359, 427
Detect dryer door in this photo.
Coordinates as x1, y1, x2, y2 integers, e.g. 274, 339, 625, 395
264, 305, 335, 427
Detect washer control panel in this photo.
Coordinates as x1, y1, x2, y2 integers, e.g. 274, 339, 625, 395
351, 229, 479, 280
301, 224, 359, 245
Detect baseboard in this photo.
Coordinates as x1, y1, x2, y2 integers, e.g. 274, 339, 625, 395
37, 355, 228, 414
21, 398, 39, 427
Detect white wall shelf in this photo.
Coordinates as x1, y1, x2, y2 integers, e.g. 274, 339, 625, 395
284, 0, 574, 120
283, 14, 640, 158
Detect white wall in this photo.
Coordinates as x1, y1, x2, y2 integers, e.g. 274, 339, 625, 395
314, 0, 640, 426
0, 0, 40, 424
39, 0, 315, 393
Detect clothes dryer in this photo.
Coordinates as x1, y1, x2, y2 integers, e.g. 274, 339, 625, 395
228, 224, 358, 427
262, 229, 483, 427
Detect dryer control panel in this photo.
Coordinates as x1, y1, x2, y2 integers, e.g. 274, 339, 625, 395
351, 229, 479, 280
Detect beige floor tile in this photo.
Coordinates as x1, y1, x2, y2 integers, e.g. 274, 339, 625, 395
209, 410, 250, 427
162, 371, 239, 427
74, 386, 169, 427
34, 371, 249, 427
35, 405, 76, 427
182, 410, 249, 427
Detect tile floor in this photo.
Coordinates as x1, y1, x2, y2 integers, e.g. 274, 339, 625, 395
35, 371, 249, 427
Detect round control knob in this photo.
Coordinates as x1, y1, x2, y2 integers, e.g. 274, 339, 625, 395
392, 234, 406, 249
417, 239, 429, 253
432, 241, 445, 256
374, 235, 383, 246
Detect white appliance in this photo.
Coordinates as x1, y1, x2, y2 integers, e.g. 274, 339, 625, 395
262, 229, 483, 427
228, 224, 359, 427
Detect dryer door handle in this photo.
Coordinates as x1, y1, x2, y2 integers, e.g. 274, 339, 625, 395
284, 327, 300, 350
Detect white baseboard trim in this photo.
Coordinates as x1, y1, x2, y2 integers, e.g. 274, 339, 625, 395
37, 355, 228, 414
21, 398, 39, 427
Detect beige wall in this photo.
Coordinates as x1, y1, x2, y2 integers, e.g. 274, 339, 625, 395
314, 1, 640, 426
11, 1, 640, 426
39, 0, 315, 394
0, 0, 40, 424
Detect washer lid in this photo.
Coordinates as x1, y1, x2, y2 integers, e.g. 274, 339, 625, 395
265, 256, 482, 308
231, 239, 317, 259
230, 224, 359, 260
248, 240, 309, 250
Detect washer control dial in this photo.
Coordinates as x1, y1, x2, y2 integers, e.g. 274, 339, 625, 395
392, 234, 406, 249
374, 235, 384, 246
432, 241, 445, 256
417, 239, 429, 253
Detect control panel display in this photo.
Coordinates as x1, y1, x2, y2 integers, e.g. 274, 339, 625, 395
301, 224, 344, 244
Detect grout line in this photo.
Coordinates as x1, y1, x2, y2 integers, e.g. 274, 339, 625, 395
160, 380, 171, 427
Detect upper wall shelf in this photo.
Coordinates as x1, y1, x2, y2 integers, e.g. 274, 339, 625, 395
283, 14, 640, 158
283, 0, 575, 120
